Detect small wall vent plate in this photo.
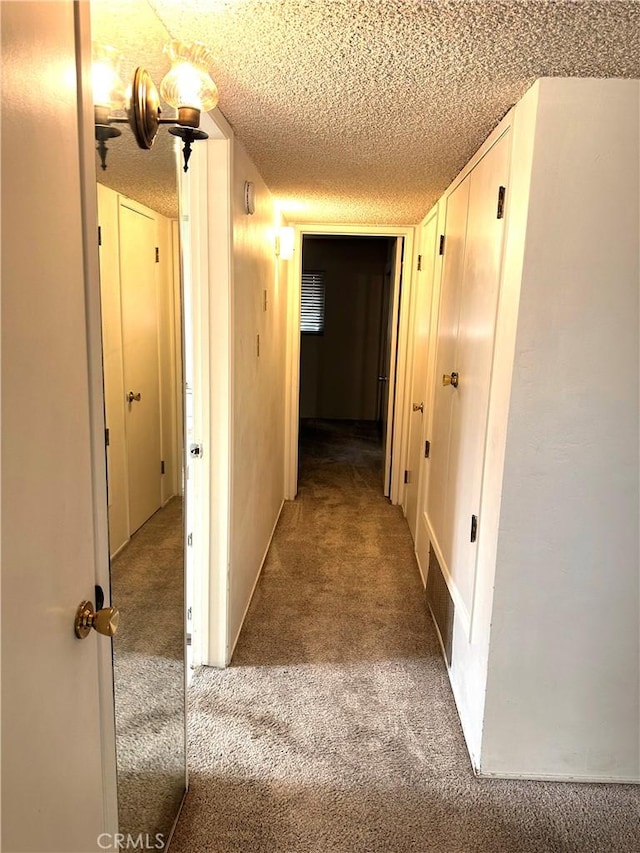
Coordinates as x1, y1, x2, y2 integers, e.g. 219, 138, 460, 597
426, 547, 455, 666
244, 181, 255, 215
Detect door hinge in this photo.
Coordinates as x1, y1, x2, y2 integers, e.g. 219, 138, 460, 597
155, 246, 160, 263
187, 533, 193, 547
497, 186, 506, 219
98, 225, 102, 247
404, 470, 411, 484
424, 439, 430, 458
439, 234, 445, 255
417, 254, 422, 271
160, 460, 165, 474
470, 514, 478, 543
105, 427, 109, 447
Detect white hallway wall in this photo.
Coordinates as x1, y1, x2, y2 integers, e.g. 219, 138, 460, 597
228, 140, 288, 657
482, 79, 640, 779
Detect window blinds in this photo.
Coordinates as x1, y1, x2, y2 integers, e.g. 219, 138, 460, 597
301, 271, 325, 333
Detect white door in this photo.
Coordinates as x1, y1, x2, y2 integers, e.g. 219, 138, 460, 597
381, 237, 404, 496
119, 203, 163, 534
447, 132, 511, 614
427, 175, 470, 562
1, 2, 115, 850
405, 214, 438, 541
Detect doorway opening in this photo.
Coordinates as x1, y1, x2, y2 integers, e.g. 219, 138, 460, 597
298, 235, 402, 495
286, 225, 414, 506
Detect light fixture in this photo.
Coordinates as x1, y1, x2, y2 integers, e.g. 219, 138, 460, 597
276, 226, 295, 260
93, 40, 218, 173
160, 40, 218, 172
92, 44, 126, 170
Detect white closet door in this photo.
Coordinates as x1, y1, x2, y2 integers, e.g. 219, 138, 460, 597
447, 131, 511, 618
405, 214, 438, 541
120, 203, 162, 534
427, 176, 469, 563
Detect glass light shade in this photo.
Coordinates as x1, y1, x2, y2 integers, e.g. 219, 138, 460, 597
279, 227, 295, 260
160, 40, 218, 117
92, 43, 126, 112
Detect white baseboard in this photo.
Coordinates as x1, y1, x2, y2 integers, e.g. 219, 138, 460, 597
415, 546, 427, 588
476, 768, 640, 784
109, 537, 130, 560
227, 498, 285, 664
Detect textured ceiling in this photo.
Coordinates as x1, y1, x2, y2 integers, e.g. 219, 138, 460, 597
94, 1, 640, 225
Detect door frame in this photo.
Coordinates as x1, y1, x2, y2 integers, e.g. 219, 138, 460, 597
179, 109, 235, 669
284, 223, 416, 504
382, 237, 404, 497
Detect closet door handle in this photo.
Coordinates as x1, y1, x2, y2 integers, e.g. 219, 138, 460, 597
412, 402, 424, 413
126, 390, 142, 403
442, 372, 459, 388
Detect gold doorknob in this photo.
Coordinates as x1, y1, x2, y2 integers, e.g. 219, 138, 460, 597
74, 600, 120, 639
442, 372, 459, 388
413, 402, 424, 413
126, 390, 141, 403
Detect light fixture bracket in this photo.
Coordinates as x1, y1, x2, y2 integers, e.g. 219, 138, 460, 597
168, 125, 209, 172
128, 67, 160, 150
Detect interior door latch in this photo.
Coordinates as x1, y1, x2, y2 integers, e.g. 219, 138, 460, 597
190, 443, 203, 458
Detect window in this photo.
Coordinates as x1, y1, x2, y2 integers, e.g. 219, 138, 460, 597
301, 270, 325, 334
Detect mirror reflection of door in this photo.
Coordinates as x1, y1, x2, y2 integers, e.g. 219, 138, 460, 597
120, 202, 162, 535
91, 0, 188, 846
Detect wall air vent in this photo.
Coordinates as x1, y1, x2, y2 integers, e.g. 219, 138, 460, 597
426, 547, 455, 666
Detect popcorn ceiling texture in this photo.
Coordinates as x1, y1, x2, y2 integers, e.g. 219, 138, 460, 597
96, 0, 640, 224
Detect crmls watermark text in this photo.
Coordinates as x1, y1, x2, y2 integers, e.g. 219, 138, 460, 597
97, 833, 165, 850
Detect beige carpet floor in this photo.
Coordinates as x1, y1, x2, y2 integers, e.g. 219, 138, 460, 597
170, 420, 639, 853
